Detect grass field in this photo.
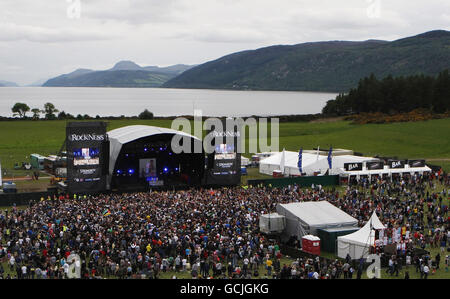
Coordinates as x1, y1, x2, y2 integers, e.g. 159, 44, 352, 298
0, 117, 449, 175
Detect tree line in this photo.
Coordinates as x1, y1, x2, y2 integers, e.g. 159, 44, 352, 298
322, 70, 450, 115
11, 103, 154, 120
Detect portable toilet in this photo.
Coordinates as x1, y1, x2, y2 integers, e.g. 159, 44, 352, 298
241, 166, 247, 175
302, 235, 321, 256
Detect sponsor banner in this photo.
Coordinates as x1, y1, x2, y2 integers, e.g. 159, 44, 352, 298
388, 160, 405, 169
366, 161, 384, 170
408, 159, 426, 168
344, 162, 363, 171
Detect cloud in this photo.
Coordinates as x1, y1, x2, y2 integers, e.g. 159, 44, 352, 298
0, 22, 117, 43
82, 0, 186, 25
171, 27, 270, 44
0, 0, 449, 85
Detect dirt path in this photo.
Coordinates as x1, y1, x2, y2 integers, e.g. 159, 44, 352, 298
2, 176, 51, 181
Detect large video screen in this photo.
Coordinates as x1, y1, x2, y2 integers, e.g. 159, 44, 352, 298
73, 147, 100, 166
215, 144, 235, 154
139, 158, 157, 178
205, 121, 241, 186
66, 122, 108, 193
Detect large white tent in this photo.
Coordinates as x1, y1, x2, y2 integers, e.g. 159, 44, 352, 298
258, 150, 432, 178
337, 211, 386, 259
337, 164, 432, 178
259, 150, 372, 176
276, 201, 358, 241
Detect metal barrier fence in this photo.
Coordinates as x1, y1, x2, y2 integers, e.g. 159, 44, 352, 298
248, 175, 340, 188
0, 191, 57, 207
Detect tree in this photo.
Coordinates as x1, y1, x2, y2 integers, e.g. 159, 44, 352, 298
31, 108, 42, 120
11, 102, 30, 118
43, 102, 59, 120
57, 111, 67, 119
138, 109, 154, 120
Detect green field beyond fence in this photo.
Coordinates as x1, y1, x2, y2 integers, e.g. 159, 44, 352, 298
0, 118, 449, 174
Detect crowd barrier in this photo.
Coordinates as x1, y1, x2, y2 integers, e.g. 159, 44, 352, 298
248, 175, 340, 188
0, 191, 57, 207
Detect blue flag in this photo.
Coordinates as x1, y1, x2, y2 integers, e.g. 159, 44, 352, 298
297, 148, 303, 174
298, 148, 303, 174
327, 147, 332, 169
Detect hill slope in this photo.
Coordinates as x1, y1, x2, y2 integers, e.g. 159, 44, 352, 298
163, 30, 450, 92
0, 80, 18, 87
43, 61, 194, 87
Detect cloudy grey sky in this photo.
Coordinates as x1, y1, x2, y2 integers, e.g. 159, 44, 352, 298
1, 0, 449, 85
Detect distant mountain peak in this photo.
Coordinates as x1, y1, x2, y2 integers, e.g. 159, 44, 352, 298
111, 60, 143, 71
0, 80, 18, 87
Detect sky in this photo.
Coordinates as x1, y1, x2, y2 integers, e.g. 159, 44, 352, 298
0, 0, 449, 85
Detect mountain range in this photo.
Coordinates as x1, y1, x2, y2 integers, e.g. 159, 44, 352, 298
43, 61, 195, 87
163, 30, 450, 92
0, 80, 18, 87
8, 30, 450, 91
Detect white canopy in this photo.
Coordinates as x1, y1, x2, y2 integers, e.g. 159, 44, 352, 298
241, 156, 250, 166
276, 201, 358, 240
338, 165, 432, 177
259, 151, 373, 176
337, 211, 386, 259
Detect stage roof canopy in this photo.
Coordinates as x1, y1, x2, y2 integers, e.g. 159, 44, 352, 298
107, 125, 200, 183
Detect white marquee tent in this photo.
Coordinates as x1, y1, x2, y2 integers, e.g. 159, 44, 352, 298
259, 150, 432, 178
337, 211, 386, 259
259, 150, 372, 176
276, 201, 358, 241
338, 164, 432, 178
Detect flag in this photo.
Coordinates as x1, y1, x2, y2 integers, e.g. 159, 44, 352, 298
327, 146, 332, 169
103, 209, 111, 217
280, 148, 286, 174
297, 148, 303, 174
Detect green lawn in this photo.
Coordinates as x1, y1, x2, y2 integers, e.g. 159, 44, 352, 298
0, 117, 449, 173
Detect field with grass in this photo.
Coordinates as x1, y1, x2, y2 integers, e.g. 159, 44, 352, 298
0, 117, 449, 177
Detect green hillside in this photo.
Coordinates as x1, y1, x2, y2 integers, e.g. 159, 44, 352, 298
43, 70, 172, 87
164, 30, 450, 92
42, 62, 195, 87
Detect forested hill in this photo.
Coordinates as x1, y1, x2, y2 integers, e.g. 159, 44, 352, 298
163, 30, 450, 92
322, 70, 450, 115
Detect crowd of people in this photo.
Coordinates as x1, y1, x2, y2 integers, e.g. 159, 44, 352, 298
0, 172, 448, 279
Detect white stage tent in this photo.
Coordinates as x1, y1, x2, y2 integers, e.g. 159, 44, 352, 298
337, 212, 386, 259
259, 150, 372, 176
276, 201, 358, 241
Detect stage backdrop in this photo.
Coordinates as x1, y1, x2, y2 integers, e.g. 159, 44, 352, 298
66, 122, 109, 193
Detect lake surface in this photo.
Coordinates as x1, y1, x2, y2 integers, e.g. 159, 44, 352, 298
0, 87, 336, 117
